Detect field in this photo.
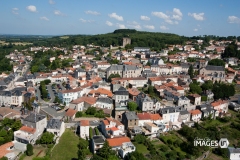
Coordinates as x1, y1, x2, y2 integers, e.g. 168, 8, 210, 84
60, 36, 69, 39
22, 145, 47, 160
0, 40, 32, 46
51, 129, 79, 160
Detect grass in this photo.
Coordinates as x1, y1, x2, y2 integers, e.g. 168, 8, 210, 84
133, 142, 149, 154
23, 145, 47, 160
60, 36, 69, 39
51, 129, 79, 160
201, 119, 224, 128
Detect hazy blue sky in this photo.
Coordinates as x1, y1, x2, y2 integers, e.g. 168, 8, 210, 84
1, 0, 240, 36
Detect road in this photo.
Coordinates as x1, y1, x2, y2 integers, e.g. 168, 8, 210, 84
47, 85, 55, 103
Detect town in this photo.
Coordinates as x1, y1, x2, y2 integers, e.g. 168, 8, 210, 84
0, 31, 240, 160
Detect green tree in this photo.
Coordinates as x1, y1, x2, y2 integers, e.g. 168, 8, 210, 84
78, 149, 86, 160
190, 83, 202, 94
201, 80, 213, 91
188, 64, 194, 79
126, 151, 147, 160
148, 85, 154, 94
133, 134, 146, 144
208, 59, 225, 66
76, 111, 83, 118
26, 144, 34, 156
85, 107, 97, 115
0, 157, 8, 160
108, 73, 121, 82
98, 141, 114, 159
127, 101, 138, 111
40, 132, 54, 144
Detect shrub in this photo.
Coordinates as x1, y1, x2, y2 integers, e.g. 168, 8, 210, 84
75, 111, 83, 118
26, 144, 33, 156
89, 128, 93, 139
95, 127, 99, 135
201, 96, 207, 101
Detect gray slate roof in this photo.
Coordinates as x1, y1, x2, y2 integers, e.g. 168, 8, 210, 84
97, 97, 112, 104
47, 118, 63, 129
205, 65, 225, 71
24, 113, 46, 123
124, 111, 139, 120
115, 87, 129, 95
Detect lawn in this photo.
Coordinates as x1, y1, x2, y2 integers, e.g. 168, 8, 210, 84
133, 142, 149, 154
201, 119, 224, 128
23, 145, 47, 160
51, 129, 79, 160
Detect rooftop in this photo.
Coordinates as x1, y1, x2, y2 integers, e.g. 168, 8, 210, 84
92, 135, 105, 144
107, 136, 131, 147
47, 118, 63, 129
24, 113, 46, 123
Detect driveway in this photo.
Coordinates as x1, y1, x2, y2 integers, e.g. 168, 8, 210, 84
47, 85, 55, 103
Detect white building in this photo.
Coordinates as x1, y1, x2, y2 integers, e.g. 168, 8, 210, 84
46, 118, 65, 137
228, 147, 240, 160
118, 142, 136, 158
79, 120, 90, 139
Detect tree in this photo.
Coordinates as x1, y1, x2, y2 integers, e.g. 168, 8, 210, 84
208, 59, 225, 66
40, 132, 54, 144
108, 73, 121, 82
188, 64, 194, 79
78, 149, 86, 160
148, 85, 154, 94
76, 111, 83, 118
201, 80, 213, 91
190, 83, 202, 94
127, 101, 138, 111
126, 151, 147, 160
26, 144, 34, 156
133, 134, 146, 144
0, 157, 8, 160
85, 107, 97, 115
98, 141, 114, 159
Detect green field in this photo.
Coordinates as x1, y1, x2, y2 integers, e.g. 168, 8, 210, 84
51, 129, 79, 160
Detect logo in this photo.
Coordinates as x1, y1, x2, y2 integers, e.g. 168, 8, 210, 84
194, 137, 229, 148
218, 138, 229, 148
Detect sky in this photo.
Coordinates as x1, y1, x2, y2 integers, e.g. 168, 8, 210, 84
0, 0, 240, 37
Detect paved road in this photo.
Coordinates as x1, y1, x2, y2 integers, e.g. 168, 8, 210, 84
47, 85, 55, 103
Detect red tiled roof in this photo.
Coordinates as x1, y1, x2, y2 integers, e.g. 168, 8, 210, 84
71, 96, 97, 105
150, 114, 162, 120
20, 126, 36, 134
110, 127, 119, 131
102, 120, 110, 125
65, 108, 77, 117
137, 113, 151, 120
189, 109, 201, 115
80, 120, 89, 126
211, 100, 228, 107
0, 142, 14, 158
88, 88, 113, 97
107, 137, 130, 147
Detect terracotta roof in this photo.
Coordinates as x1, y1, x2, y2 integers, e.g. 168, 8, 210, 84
65, 108, 77, 117
107, 137, 130, 147
88, 88, 113, 97
0, 107, 21, 117
149, 77, 166, 81
20, 126, 36, 134
137, 113, 151, 120
80, 120, 89, 126
189, 109, 202, 115
211, 100, 228, 107
172, 86, 184, 90
150, 114, 162, 120
102, 120, 110, 125
0, 142, 14, 158
71, 96, 97, 105
110, 127, 119, 131
128, 88, 140, 96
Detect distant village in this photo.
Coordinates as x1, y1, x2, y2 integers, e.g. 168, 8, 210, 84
0, 37, 240, 160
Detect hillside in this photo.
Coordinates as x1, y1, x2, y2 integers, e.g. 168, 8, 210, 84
31, 29, 187, 50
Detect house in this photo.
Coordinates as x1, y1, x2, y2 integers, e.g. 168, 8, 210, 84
0, 107, 21, 120
14, 113, 47, 145
65, 108, 77, 120
188, 94, 201, 106
0, 142, 18, 160
46, 118, 65, 137
92, 135, 106, 153
178, 110, 190, 124
106, 65, 142, 78
79, 120, 90, 139
136, 92, 154, 112
148, 77, 166, 86
69, 96, 97, 111
122, 111, 139, 130
107, 136, 131, 150
114, 87, 129, 111
199, 65, 225, 78
211, 100, 229, 116
101, 117, 125, 138
228, 147, 240, 160
95, 97, 113, 109
128, 88, 140, 101
189, 109, 202, 122
143, 122, 160, 137
118, 142, 136, 158
177, 96, 190, 108
160, 107, 181, 124
196, 104, 217, 119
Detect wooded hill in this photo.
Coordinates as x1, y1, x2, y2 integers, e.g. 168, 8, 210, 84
30, 29, 188, 51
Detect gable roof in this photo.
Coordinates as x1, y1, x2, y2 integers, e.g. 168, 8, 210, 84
80, 120, 89, 126
137, 113, 151, 120
65, 108, 77, 117
107, 137, 130, 147
205, 65, 225, 71
0, 142, 14, 158
189, 109, 202, 115
20, 126, 36, 134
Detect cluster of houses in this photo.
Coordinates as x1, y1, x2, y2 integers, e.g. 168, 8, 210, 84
1, 39, 240, 159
